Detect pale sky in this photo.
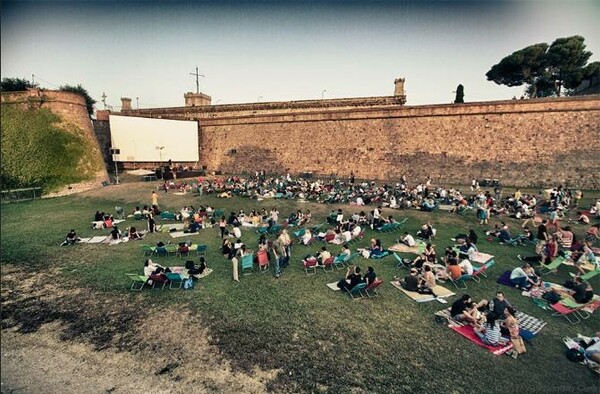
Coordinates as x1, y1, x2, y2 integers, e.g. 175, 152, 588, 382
2, 0, 599, 110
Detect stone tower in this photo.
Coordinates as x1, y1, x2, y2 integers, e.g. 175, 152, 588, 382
184, 92, 212, 107
393, 78, 407, 105
121, 97, 132, 111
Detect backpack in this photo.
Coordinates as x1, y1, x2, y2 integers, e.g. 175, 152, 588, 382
566, 348, 585, 362
183, 277, 194, 290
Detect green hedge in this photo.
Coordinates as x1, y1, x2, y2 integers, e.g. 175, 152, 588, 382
1, 106, 102, 192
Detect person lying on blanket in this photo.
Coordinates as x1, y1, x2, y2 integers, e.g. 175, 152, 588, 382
128, 226, 144, 240
450, 294, 488, 326
474, 312, 509, 347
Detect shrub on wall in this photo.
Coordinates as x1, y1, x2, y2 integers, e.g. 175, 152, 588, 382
1, 106, 102, 192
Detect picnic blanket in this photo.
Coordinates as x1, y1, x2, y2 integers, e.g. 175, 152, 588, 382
471, 252, 494, 265
390, 280, 455, 303
80, 236, 109, 244
158, 223, 186, 232
497, 270, 513, 287
388, 240, 426, 254
169, 231, 201, 239
435, 308, 547, 337
563, 259, 597, 272
438, 204, 455, 212
450, 325, 513, 355
327, 281, 343, 291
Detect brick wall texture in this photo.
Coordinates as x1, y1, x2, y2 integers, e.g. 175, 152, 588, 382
119, 95, 599, 189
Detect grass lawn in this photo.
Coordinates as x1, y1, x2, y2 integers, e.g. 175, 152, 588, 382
1, 179, 599, 393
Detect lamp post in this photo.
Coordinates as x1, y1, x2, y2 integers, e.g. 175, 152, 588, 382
155, 146, 165, 179
322, 89, 327, 99
136, 97, 139, 109
110, 148, 120, 184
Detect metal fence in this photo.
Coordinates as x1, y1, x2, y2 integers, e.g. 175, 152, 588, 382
0, 187, 42, 204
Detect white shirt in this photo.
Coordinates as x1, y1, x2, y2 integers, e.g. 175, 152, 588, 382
459, 259, 474, 275
403, 234, 416, 247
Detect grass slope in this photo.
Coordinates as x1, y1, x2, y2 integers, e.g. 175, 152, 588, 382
1, 181, 599, 393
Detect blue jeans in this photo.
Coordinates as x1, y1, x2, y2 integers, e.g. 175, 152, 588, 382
510, 276, 529, 288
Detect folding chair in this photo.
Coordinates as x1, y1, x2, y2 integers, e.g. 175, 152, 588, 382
450, 274, 472, 290
141, 245, 154, 256
569, 269, 600, 280
393, 252, 409, 269
155, 246, 169, 257
345, 283, 367, 299
177, 244, 190, 258
320, 256, 335, 272
126, 274, 147, 290
257, 250, 270, 272
303, 258, 318, 275
471, 265, 487, 282
241, 254, 254, 274
540, 256, 566, 275
363, 279, 383, 298
332, 254, 347, 270
196, 244, 207, 257
166, 273, 184, 289
551, 302, 584, 325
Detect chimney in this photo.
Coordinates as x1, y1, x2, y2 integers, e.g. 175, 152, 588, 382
121, 97, 132, 111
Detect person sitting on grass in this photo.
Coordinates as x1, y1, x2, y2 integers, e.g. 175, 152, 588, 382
337, 265, 363, 292
517, 237, 557, 266
398, 268, 420, 291
128, 226, 144, 240
510, 263, 540, 290
185, 257, 208, 277
572, 276, 594, 304
474, 312, 509, 347
575, 241, 598, 275
417, 265, 438, 296
368, 238, 385, 258
450, 294, 488, 325
401, 232, 416, 247
62, 229, 81, 246
110, 225, 122, 240
490, 291, 513, 318
502, 307, 524, 358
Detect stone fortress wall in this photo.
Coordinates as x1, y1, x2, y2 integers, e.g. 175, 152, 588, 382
1, 89, 109, 195
113, 94, 600, 189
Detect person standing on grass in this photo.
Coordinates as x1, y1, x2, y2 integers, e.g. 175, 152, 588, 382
151, 190, 159, 207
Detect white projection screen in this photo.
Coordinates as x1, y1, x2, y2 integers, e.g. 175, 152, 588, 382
109, 115, 199, 162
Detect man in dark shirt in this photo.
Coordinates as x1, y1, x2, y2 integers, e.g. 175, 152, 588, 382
401, 268, 420, 291
451, 294, 488, 324
338, 266, 362, 291
536, 220, 549, 254
573, 277, 594, 304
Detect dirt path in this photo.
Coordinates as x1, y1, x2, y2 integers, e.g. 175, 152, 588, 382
1, 265, 277, 394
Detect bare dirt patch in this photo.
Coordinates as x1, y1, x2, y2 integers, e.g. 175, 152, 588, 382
1, 265, 277, 394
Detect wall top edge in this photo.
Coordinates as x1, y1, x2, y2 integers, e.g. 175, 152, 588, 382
121, 94, 600, 116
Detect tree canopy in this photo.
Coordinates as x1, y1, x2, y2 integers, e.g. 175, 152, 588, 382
59, 84, 96, 116
486, 35, 596, 98
0, 77, 37, 92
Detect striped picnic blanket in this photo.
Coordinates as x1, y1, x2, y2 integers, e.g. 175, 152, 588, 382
435, 308, 547, 336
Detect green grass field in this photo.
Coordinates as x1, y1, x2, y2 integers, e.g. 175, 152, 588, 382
1, 180, 599, 393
